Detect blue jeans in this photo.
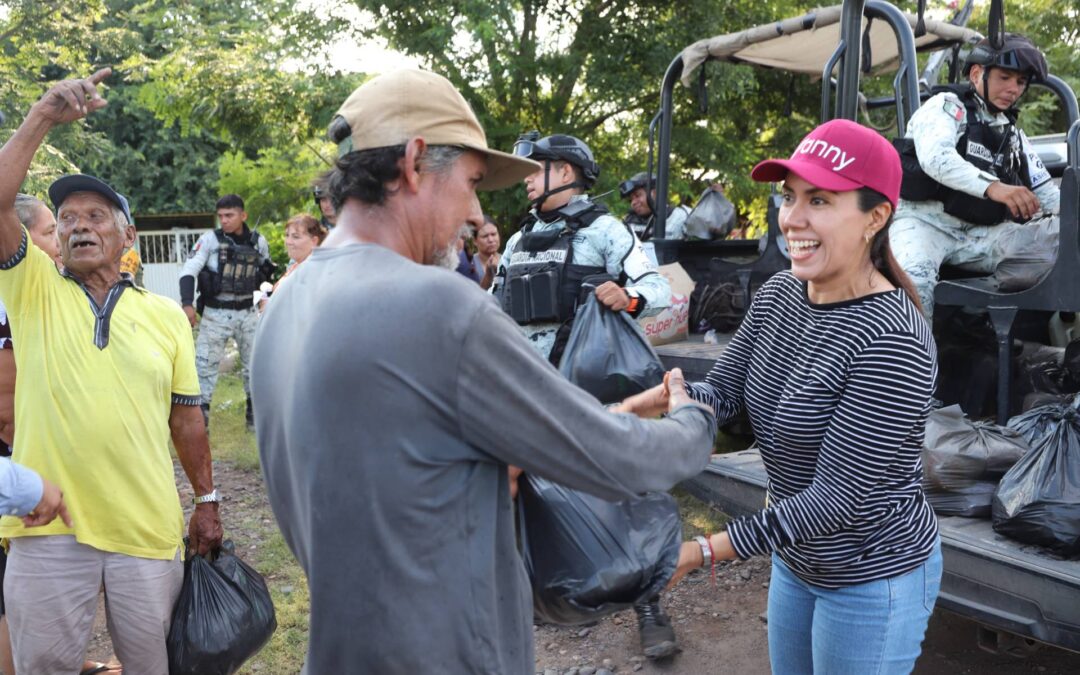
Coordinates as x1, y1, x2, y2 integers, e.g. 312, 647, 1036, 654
767, 540, 942, 674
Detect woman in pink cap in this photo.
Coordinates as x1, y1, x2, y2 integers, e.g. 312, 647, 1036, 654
616, 119, 941, 673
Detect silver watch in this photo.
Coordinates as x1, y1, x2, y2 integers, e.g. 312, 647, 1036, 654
193, 489, 220, 505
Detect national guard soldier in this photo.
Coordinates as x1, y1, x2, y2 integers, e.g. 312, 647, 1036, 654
179, 194, 274, 428
491, 133, 678, 658
891, 34, 1058, 321
620, 171, 691, 241
493, 134, 670, 364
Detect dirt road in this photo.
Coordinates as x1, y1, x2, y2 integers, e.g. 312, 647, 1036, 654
84, 460, 1079, 674
533, 556, 1080, 675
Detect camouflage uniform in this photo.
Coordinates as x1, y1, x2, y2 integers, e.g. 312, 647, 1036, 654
180, 229, 271, 403
625, 204, 690, 241
492, 195, 670, 359
890, 91, 1059, 320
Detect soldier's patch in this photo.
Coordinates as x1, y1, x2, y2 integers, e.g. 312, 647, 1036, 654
943, 100, 965, 121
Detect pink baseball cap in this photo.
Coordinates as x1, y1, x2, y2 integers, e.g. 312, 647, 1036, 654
750, 119, 901, 207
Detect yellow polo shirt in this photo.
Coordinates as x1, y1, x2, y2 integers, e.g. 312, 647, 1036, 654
0, 232, 200, 559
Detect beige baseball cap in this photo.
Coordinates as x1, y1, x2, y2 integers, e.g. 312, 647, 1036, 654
333, 69, 539, 191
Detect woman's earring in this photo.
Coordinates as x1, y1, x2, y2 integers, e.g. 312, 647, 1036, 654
864, 231, 873, 243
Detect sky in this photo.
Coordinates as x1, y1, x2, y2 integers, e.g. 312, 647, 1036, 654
295, 0, 420, 74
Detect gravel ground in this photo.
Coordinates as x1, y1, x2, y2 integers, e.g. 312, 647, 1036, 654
533, 556, 1080, 675
81, 461, 1079, 674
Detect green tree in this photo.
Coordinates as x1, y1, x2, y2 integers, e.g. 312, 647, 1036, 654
77, 86, 226, 214
124, 0, 362, 220
348, 0, 819, 231
0, 0, 131, 195
2, 0, 350, 219
217, 141, 335, 226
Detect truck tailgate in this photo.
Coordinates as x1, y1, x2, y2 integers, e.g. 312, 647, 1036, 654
682, 449, 1080, 653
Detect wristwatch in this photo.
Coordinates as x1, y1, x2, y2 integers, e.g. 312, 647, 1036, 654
193, 489, 220, 505
625, 289, 642, 316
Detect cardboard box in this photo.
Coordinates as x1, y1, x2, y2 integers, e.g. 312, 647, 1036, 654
637, 262, 696, 346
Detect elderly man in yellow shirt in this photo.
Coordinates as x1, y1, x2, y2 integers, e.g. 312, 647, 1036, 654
0, 69, 223, 674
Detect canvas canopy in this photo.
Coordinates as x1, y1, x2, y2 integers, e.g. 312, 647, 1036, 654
680, 5, 983, 87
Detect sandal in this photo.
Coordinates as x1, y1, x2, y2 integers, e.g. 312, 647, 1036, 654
80, 663, 117, 675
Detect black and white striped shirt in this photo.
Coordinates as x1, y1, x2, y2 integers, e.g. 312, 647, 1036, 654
689, 272, 939, 588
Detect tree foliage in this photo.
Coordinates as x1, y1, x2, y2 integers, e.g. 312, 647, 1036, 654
344, 0, 1080, 233
4, 0, 1080, 236
218, 142, 335, 227
1, 0, 347, 222
349, 0, 825, 229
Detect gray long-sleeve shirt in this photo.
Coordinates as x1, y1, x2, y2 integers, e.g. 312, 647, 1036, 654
251, 242, 716, 674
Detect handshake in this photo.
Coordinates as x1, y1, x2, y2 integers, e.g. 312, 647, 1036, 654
609, 368, 711, 419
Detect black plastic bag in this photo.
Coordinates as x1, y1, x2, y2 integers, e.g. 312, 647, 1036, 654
517, 475, 682, 625
1013, 342, 1075, 412
684, 187, 737, 240
689, 282, 747, 333
922, 405, 1028, 517
992, 215, 1058, 291
1007, 396, 1080, 446
558, 295, 664, 404
168, 540, 277, 675
993, 402, 1080, 556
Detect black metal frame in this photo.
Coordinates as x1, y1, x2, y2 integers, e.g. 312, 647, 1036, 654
651, 0, 921, 298
935, 120, 1080, 424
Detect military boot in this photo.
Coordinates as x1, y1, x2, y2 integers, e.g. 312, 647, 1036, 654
634, 597, 678, 659
245, 395, 255, 430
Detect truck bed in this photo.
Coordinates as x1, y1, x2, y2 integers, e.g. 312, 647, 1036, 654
657, 337, 1080, 653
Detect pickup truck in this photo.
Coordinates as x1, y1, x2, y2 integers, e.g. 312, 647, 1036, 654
656, 335, 1080, 655
643, 0, 1080, 657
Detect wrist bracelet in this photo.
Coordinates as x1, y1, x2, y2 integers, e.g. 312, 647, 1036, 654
696, 534, 718, 586
694, 535, 712, 567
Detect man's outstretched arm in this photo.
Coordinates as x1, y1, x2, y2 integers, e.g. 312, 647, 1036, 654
0, 68, 111, 262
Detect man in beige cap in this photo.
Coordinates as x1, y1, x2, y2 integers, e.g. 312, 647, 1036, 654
251, 69, 717, 673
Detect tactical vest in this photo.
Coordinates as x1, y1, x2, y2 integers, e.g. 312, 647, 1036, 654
200, 229, 266, 308
501, 201, 609, 325
898, 85, 1032, 226
624, 212, 652, 241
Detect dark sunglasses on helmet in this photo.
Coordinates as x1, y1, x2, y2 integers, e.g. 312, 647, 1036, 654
512, 139, 538, 158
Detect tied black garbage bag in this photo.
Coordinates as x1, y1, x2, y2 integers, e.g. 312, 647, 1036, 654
993, 402, 1080, 556
168, 540, 277, 675
517, 475, 682, 625
922, 406, 1028, 517
558, 295, 665, 404
1007, 396, 1080, 446
684, 187, 737, 240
